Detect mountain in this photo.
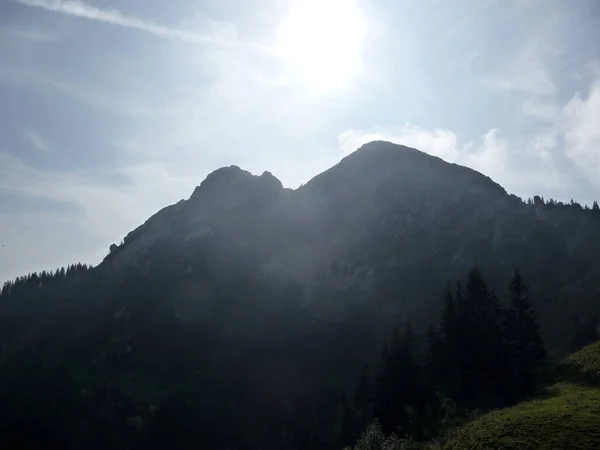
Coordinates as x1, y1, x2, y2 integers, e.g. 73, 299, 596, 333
101, 140, 599, 350
1, 140, 600, 449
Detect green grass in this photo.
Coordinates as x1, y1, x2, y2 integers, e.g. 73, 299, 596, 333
564, 340, 600, 383
442, 341, 600, 449
443, 383, 600, 449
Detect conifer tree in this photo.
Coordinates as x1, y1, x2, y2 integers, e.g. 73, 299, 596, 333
353, 364, 371, 428
338, 394, 358, 448
505, 270, 546, 396
373, 340, 393, 432
441, 285, 455, 341
431, 269, 510, 408
372, 321, 422, 435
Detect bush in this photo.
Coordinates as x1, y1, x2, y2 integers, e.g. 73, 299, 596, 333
345, 420, 422, 450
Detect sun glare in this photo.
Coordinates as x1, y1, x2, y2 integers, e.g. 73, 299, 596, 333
274, 0, 366, 94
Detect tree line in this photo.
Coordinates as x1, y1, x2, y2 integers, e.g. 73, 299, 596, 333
340, 268, 546, 448
1, 263, 91, 298
526, 195, 600, 212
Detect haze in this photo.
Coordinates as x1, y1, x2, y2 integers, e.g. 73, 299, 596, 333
1, 0, 599, 282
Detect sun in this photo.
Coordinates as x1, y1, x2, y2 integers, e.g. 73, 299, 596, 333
274, 0, 366, 94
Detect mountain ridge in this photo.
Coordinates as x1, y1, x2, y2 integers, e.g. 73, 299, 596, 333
94, 140, 600, 354
2, 140, 600, 449
107, 141, 507, 251
102, 141, 510, 281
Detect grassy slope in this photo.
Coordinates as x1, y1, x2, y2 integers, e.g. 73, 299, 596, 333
564, 340, 600, 382
443, 341, 600, 450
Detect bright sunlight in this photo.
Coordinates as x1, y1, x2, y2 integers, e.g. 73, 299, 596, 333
274, 0, 366, 94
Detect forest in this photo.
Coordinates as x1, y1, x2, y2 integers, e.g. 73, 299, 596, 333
0, 263, 576, 449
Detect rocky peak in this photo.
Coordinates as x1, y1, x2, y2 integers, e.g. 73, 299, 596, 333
103, 141, 508, 274
259, 170, 284, 192
303, 140, 507, 202
190, 166, 254, 199
189, 166, 284, 205
102, 166, 286, 271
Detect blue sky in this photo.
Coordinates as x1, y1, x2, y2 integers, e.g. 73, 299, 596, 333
1, 0, 600, 282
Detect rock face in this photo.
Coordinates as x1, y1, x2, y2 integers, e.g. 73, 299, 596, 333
103, 165, 290, 272
104, 142, 509, 281
98, 141, 600, 351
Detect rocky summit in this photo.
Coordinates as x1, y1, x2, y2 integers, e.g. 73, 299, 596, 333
101, 141, 599, 348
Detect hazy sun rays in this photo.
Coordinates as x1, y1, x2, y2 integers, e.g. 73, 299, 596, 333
273, 0, 367, 94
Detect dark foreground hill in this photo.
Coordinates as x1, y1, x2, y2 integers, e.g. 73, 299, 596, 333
1, 141, 600, 449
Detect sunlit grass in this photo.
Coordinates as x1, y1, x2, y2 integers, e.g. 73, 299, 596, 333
443, 340, 600, 449
564, 340, 600, 383
443, 382, 600, 449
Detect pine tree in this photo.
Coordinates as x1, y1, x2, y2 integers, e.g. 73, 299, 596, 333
441, 285, 455, 340
372, 321, 422, 435
569, 313, 599, 352
425, 325, 438, 365
429, 286, 459, 402
373, 340, 393, 432
460, 268, 494, 405
354, 364, 371, 428
505, 270, 546, 396
338, 394, 358, 448
433, 269, 508, 408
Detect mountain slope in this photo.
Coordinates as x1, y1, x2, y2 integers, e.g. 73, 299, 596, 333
102, 140, 600, 351
1, 141, 600, 449
443, 341, 600, 450
443, 383, 600, 449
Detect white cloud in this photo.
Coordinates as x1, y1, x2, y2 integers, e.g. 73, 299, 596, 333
14, 0, 248, 48
337, 123, 570, 197
338, 125, 461, 161
465, 129, 509, 175
528, 129, 558, 164
521, 98, 561, 122
481, 14, 565, 97
482, 60, 556, 97
338, 125, 511, 178
473, 2, 600, 195
563, 79, 600, 186
337, 125, 507, 178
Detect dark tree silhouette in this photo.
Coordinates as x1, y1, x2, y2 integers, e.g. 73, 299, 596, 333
504, 270, 546, 398
353, 364, 371, 428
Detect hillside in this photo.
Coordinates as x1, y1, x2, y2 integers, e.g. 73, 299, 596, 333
100, 141, 600, 353
344, 341, 600, 450
443, 383, 600, 449
1, 141, 600, 449
442, 341, 600, 450
564, 340, 600, 382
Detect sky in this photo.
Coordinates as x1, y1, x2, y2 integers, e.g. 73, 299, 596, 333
1, 0, 600, 282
